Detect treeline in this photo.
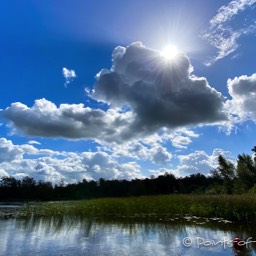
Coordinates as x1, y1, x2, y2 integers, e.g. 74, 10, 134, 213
0, 173, 217, 201
0, 147, 256, 201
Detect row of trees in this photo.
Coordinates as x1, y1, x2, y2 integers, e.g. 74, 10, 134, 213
0, 173, 216, 201
0, 147, 255, 201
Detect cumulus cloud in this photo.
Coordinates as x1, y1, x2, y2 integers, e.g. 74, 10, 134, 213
0, 137, 236, 182
202, 0, 256, 65
162, 129, 200, 149
177, 148, 234, 176
62, 67, 77, 87
226, 73, 256, 121
2, 43, 227, 143
80, 151, 142, 180
107, 140, 172, 164
94, 42, 227, 129
0, 137, 24, 163
0, 138, 143, 183
0, 137, 68, 163
100, 128, 201, 164
1, 98, 134, 143
148, 148, 234, 178
151, 146, 172, 164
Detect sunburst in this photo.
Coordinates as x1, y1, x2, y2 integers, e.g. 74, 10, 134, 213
160, 44, 179, 61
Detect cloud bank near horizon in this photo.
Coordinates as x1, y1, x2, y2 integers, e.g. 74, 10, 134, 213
0, 137, 143, 183
0, 137, 234, 183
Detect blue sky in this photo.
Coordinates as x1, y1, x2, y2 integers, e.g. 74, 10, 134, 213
0, 0, 256, 184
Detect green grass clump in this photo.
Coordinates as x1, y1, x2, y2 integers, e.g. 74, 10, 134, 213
18, 194, 256, 223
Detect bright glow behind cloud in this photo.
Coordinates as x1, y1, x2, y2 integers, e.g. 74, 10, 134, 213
160, 44, 179, 61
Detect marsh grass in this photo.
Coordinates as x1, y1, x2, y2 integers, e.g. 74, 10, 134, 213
19, 194, 256, 223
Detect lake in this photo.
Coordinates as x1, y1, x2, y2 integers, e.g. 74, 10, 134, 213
0, 215, 256, 256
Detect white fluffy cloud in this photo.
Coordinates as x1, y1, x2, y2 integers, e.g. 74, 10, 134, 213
110, 141, 172, 164
0, 138, 24, 163
226, 73, 256, 121
2, 98, 134, 143
202, 0, 256, 65
0, 137, 237, 182
177, 148, 234, 176
0, 138, 144, 183
62, 67, 77, 87
0, 133, 226, 182
101, 128, 201, 164
164, 129, 200, 149
148, 148, 234, 178
151, 146, 172, 164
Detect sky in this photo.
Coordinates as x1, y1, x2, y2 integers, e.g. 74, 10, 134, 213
0, 0, 256, 184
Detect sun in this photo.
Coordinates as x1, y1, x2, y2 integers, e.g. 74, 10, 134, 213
160, 44, 179, 61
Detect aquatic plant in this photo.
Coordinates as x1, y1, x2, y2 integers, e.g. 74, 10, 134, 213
14, 194, 256, 224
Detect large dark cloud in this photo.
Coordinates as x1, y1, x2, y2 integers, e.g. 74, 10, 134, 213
1, 42, 227, 142
94, 42, 227, 130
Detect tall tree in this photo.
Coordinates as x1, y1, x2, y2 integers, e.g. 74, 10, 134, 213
216, 155, 235, 194
237, 153, 256, 190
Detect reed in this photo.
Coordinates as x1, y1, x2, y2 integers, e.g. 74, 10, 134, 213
19, 194, 256, 223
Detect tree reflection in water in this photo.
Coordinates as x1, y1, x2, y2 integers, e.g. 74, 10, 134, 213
0, 216, 256, 256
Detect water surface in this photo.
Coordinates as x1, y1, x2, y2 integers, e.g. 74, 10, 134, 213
0, 216, 256, 256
